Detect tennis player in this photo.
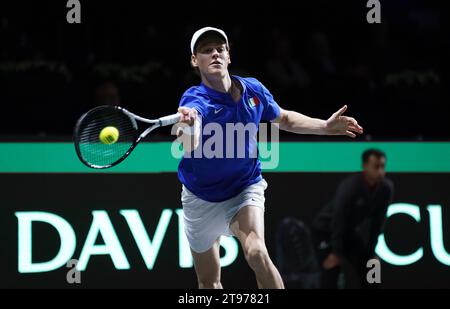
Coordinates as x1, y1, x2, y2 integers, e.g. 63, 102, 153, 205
176, 27, 363, 289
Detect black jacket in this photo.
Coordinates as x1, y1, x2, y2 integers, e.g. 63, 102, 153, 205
312, 173, 394, 256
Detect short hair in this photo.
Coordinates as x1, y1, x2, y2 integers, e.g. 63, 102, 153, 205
362, 148, 386, 164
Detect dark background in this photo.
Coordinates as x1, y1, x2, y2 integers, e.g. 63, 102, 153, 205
0, 0, 449, 289
1, 173, 449, 288
0, 0, 448, 140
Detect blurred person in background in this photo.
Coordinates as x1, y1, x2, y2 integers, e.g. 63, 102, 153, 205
277, 149, 394, 288
311, 148, 394, 288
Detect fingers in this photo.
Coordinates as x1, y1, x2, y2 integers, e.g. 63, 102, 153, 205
342, 116, 364, 133
177, 107, 198, 125
345, 130, 356, 138
345, 116, 357, 125
334, 105, 347, 117
349, 117, 363, 130
348, 124, 363, 134
178, 106, 191, 115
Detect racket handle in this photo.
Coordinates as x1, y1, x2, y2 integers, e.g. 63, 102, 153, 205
159, 113, 181, 127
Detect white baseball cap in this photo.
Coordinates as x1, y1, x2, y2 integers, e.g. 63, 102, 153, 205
190, 27, 228, 54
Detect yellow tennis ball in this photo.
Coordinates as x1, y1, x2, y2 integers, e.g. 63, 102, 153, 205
99, 126, 119, 144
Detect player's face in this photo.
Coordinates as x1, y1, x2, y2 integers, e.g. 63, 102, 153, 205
363, 155, 386, 184
191, 39, 230, 77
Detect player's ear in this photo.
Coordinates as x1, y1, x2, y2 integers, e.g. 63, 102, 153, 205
191, 54, 198, 68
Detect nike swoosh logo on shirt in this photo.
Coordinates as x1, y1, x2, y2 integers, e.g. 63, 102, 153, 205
214, 108, 224, 114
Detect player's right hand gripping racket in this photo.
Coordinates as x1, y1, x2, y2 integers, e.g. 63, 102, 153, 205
74, 105, 180, 169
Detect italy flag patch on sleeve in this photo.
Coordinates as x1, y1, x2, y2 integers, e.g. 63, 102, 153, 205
248, 96, 260, 108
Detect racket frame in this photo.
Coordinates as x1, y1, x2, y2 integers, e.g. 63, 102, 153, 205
74, 105, 180, 169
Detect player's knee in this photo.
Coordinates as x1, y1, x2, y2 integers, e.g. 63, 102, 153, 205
198, 278, 222, 289
245, 241, 269, 272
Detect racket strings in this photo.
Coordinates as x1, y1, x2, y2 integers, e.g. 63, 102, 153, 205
76, 107, 137, 167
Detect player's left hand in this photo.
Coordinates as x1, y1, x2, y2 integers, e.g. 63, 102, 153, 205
325, 105, 363, 138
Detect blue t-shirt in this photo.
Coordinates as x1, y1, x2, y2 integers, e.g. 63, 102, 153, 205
178, 75, 281, 202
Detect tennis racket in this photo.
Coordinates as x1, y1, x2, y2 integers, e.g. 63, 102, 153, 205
74, 105, 180, 169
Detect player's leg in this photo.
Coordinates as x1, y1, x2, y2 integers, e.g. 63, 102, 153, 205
181, 185, 224, 289
230, 206, 284, 288
191, 239, 223, 289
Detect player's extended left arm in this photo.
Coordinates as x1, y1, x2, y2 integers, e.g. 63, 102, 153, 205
273, 105, 363, 138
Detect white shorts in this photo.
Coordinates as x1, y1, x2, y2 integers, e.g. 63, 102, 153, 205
181, 178, 268, 253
